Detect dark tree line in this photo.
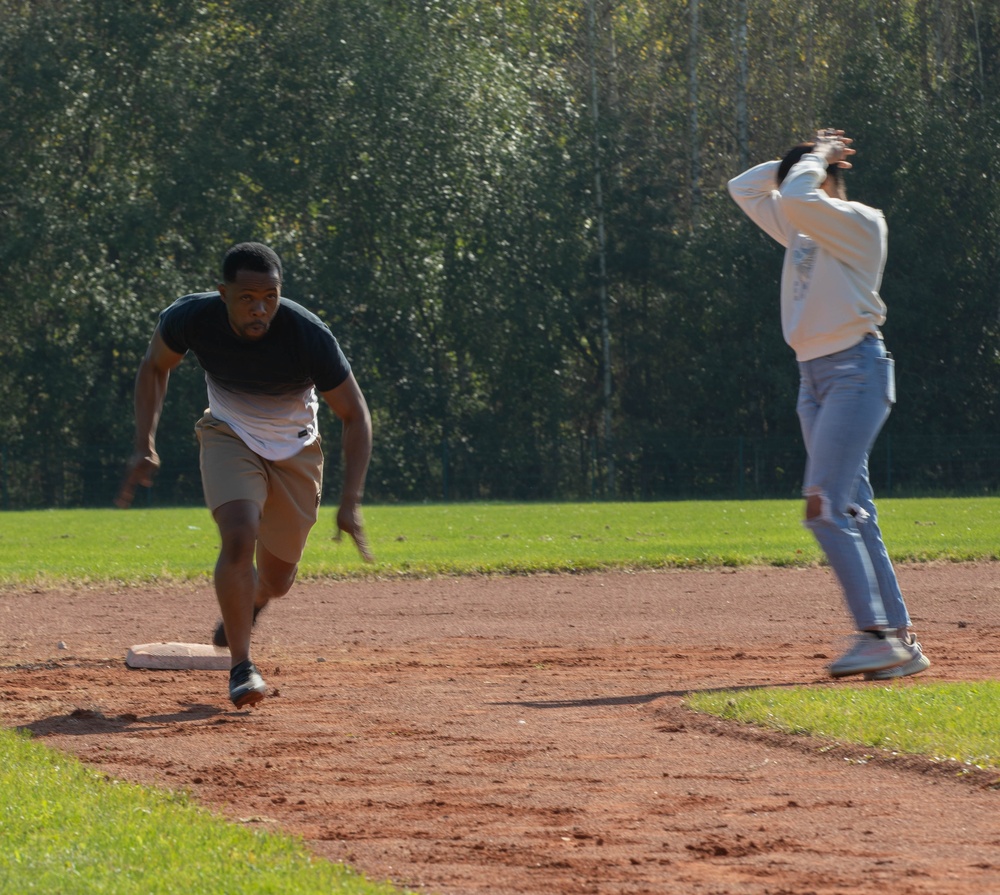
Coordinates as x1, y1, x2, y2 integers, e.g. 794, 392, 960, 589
2, 0, 1000, 508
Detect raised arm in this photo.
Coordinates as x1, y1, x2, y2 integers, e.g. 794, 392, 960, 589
115, 327, 185, 508
778, 131, 883, 269
727, 159, 792, 247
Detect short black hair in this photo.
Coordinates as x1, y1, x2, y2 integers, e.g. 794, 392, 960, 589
221, 242, 283, 283
776, 142, 842, 187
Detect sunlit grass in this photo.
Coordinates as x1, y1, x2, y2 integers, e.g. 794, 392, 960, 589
2, 497, 999, 585
3, 498, 999, 892
0, 728, 411, 895
686, 682, 1000, 770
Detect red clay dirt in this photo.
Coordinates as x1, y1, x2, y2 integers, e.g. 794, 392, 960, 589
2, 563, 1000, 894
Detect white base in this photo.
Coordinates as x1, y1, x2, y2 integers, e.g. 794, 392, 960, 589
126, 641, 231, 670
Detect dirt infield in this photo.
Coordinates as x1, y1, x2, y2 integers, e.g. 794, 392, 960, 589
3, 563, 1000, 894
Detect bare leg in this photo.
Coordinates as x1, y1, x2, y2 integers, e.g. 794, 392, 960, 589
254, 541, 298, 607
213, 499, 261, 667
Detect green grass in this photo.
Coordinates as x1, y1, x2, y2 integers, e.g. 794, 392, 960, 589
2, 498, 999, 892
2, 497, 1000, 585
686, 682, 1000, 772
0, 727, 410, 895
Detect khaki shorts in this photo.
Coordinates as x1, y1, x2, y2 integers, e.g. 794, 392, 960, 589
195, 413, 324, 564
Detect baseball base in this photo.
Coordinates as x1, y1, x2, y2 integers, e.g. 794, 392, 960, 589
126, 641, 231, 670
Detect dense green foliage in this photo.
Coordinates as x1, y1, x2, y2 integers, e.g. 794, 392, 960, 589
2, 0, 999, 508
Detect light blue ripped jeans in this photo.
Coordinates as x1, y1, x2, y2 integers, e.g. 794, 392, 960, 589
796, 334, 912, 632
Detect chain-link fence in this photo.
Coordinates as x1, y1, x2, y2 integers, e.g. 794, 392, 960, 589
3, 431, 1000, 509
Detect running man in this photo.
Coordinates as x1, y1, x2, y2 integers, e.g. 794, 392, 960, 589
117, 242, 373, 707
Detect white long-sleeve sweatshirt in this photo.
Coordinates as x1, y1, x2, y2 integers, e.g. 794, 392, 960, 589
726, 154, 888, 362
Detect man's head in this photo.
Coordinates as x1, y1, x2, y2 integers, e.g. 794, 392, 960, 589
218, 242, 283, 341
222, 242, 283, 284
776, 143, 846, 199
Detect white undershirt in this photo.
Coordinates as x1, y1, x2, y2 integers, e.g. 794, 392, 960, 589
206, 376, 319, 461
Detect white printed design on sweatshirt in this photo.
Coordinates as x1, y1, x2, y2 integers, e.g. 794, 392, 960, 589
792, 240, 817, 303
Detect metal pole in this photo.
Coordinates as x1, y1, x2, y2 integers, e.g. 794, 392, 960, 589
885, 431, 892, 493
738, 436, 744, 499
442, 436, 449, 502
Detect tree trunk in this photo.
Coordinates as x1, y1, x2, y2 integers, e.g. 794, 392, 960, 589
734, 0, 749, 170
689, 0, 701, 223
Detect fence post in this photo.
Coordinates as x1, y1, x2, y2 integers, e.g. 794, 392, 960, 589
591, 436, 598, 499
441, 436, 449, 502
738, 436, 745, 499
885, 431, 892, 493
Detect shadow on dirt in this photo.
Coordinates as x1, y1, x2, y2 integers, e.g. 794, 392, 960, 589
19, 703, 224, 737
492, 681, 806, 710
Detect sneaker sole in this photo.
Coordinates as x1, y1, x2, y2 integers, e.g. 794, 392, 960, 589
864, 655, 931, 681
231, 688, 266, 709
829, 655, 909, 679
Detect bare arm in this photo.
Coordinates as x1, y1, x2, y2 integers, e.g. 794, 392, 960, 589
115, 327, 185, 508
320, 372, 374, 561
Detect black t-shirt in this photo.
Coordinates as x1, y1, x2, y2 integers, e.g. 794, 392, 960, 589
157, 292, 351, 395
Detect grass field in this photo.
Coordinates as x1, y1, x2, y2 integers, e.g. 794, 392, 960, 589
1, 498, 998, 893
1, 497, 998, 585
0, 727, 411, 895
687, 682, 1000, 772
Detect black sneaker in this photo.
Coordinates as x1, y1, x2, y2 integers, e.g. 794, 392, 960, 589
212, 602, 267, 648
229, 659, 267, 708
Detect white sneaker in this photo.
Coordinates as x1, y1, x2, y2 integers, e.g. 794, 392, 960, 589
864, 633, 931, 681
828, 631, 910, 678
